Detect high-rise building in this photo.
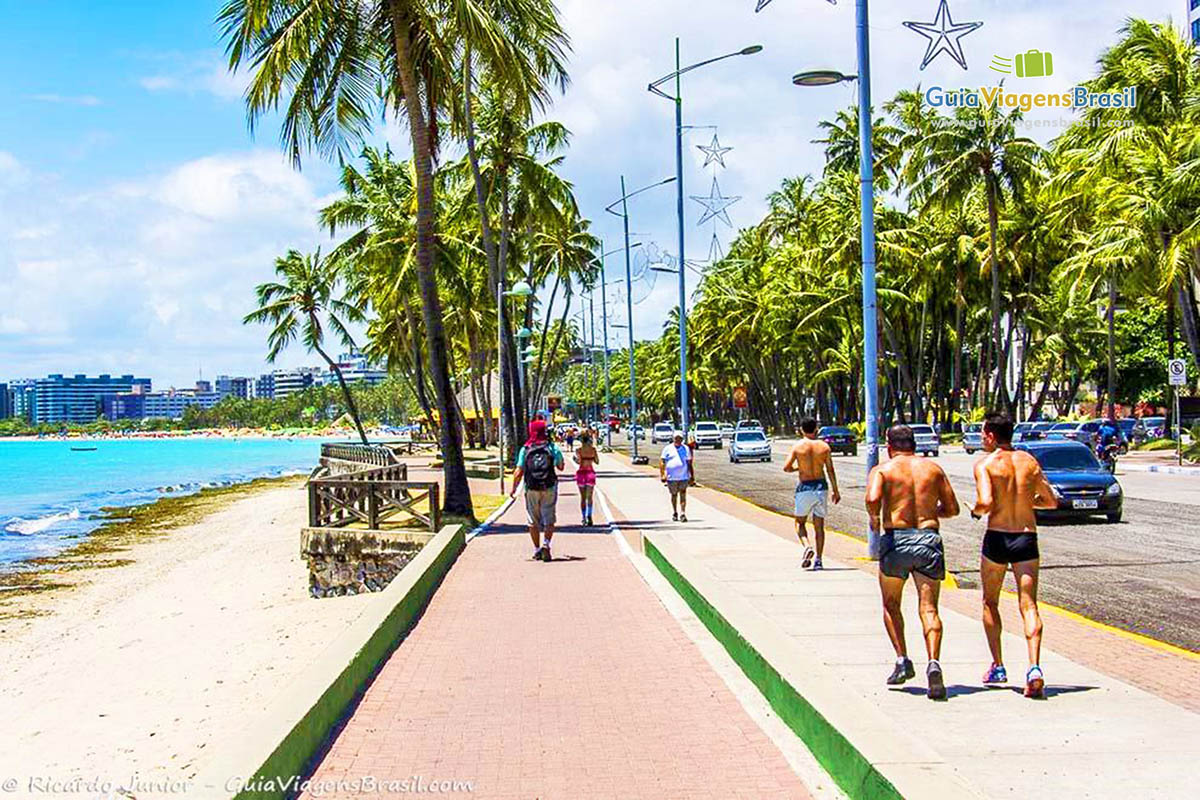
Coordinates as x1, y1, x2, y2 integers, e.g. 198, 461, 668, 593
1190, 0, 1200, 43
8, 379, 37, 421
272, 367, 324, 398
0, 383, 10, 420
104, 387, 223, 421
255, 373, 275, 400
195, 379, 212, 394
215, 375, 252, 399
32, 374, 152, 425
331, 351, 388, 387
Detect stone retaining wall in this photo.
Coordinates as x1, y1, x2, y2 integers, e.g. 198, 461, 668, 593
301, 528, 435, 598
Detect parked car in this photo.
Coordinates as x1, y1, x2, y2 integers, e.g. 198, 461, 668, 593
1045, 421, 1080, 441
736, 418, 764, 432
1117, 417, 1147, 447
1013, 421, 1048, 443
651, 422, 676, 444
1017, 440, 1123, 523
910, 424, 940, 457
1141, 416, 1167, 439
963, 423, 983, 455
719, 423, 735, 440
693, 421, 723, 449
730, 429, 772, 463
818, 425, 857, 456
626, 424, 645, 440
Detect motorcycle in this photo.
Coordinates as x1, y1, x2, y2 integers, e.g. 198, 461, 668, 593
1097, 442, 1119, 474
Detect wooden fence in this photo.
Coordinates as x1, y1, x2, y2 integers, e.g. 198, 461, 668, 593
308, 453, 441, 533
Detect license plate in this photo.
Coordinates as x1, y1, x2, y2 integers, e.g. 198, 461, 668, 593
1072, 499, 1099, 510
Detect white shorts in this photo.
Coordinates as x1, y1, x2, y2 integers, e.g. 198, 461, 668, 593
794, 481, 828, 519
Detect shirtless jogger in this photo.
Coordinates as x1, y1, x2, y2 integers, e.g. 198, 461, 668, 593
866, 424, 960, 700
783, 418, 840, 571
972, 412, 1057, 699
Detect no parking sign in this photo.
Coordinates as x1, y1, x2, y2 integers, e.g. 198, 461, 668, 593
1169, 359, 1187, 386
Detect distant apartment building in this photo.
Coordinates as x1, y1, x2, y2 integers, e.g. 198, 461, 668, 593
195, 379, 212, 394
104, 386, 223, 421
255, 373, 275, 400
8, 379, 37, 421
1191, 0, 1200, 43
0, 383, 10, 419
331, 351, 387, 387
32, 374, 152, 425
272, 366, 325, 398
215, 375, 252, 399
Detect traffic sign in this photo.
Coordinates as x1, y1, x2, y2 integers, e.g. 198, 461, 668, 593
1169, 359, 1187, 386
733, 386, 748, 409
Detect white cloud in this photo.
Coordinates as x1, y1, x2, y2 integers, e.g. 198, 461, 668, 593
134, 54, 249, 102
29, 94, 102, 106
139, 75, 179, 91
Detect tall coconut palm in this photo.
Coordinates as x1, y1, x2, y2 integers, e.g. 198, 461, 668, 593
245, 249, 370, 444
219, 0, 568, 515
908, 100, 1044, 410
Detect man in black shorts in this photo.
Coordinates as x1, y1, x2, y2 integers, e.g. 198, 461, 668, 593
972, 412, 1057, 698
865, 425, 960, 700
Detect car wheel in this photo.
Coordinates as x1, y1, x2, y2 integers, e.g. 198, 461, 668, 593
766, 455, 772, 463
932, 450, 939, 458
965, 448, 974, 455
851, 448, 858, 457
730, 456, 737, 463
1107, 511, 1122, 524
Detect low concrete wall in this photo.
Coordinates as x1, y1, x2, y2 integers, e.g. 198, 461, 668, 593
643, 531, 981, 800
193, 523, 465, 799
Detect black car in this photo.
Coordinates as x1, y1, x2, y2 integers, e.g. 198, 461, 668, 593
1017, 441, 1123, 523
818, 426, 858, 456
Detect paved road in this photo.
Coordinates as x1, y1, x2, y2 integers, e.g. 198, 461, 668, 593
617, 437, 1200, 652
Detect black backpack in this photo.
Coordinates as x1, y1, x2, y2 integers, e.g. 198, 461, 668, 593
524, 443, 556, 490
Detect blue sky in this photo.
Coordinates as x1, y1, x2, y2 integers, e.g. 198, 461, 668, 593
0, 0, 1184, 388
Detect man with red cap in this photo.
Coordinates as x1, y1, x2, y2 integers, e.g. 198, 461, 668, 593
510, 418, 565, 561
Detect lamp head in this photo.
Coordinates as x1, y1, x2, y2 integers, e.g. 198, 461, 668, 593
741, 45, 764, 55
505, 280, 534, 297
793, 69, 856, 87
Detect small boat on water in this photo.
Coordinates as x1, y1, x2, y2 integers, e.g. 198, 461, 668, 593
70, 446, 98, 452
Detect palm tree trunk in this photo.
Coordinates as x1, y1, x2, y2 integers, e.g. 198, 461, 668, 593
529, 273, 562, 406
1107, 272, 1116, 420
312, 339, 368, 445
951, 264, 965, 425
986, 176, 1010, 412
388, 7, 472, 516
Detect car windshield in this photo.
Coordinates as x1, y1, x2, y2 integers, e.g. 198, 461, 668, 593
696, 423, 718, 431
654, 424, 672, 431
965, 424, 981, 433
736, 432, 766, 442
1118, 419, 1136, 431
1015, 423, 1035, 432
911, 425, 934, 434
1142, 417, 1164, 426
820, 427, 852, 436
1050, 423, 1076, 431
1033, 446, 1102, 472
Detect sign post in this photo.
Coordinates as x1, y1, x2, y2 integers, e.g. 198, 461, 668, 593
1169, 359, 1186, 466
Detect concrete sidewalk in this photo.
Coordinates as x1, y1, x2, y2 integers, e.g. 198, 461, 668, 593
301, 474, 815, 799
599, 457, 1200, 800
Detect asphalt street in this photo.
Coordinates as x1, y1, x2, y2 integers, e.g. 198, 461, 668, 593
618, 436, 1200, 652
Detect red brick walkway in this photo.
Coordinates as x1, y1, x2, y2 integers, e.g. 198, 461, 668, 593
302, 477, 812, 799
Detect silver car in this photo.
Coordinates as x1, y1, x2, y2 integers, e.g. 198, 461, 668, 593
910, 424, 940, 457
651, 422, 675, 444
963, 423, 983, 455
730, 430, 772, 463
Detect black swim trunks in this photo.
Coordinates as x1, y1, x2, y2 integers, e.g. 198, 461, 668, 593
982, 530, 1039, 564
879, 528, 945, 581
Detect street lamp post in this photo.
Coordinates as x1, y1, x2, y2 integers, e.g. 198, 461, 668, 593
605, 176, 676, 464
498, 280, 534, 493
791, 0, 880, 556
599, 241, 614, 450
648, 41, 763, 441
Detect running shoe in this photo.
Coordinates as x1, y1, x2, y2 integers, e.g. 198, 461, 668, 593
672, 512, 679, 522
982, 663, 1008, 685
811, 558, 823, 571
801, 547, 815, 569
1024, 665, 1045, 699
886, 658, 915, 685
927, 662, 947, 701
542, 545, 552, 563
680, 514, 687, 522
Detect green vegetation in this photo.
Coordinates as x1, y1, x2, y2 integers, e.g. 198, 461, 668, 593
565, 20, 1200, 432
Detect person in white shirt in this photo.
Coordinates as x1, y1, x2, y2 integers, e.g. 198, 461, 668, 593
659, 432, 694, 522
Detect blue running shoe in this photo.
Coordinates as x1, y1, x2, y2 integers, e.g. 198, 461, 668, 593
983, 663, 1008, 685
1024, 665, 1045, 699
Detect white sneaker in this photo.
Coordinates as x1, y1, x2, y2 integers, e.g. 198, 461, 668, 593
801, 547, 815, 569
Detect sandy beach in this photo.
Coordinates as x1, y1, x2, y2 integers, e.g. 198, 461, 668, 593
0, 480, 389, 796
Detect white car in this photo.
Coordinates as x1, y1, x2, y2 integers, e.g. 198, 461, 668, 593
652, 422, 676, 444
730, 430, 772, 463
626, 424, 645, 440
693, 421, 723, 449
720, 423, 735, 440
910, 424, 940, 457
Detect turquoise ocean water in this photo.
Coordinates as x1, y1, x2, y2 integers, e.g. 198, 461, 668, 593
0, 438, 325, 567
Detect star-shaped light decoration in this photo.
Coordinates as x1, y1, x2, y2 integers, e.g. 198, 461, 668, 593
902, 0, 982, 71
697, 133, 733, 169
708, 231, 725, 263
690, 177, 742, 228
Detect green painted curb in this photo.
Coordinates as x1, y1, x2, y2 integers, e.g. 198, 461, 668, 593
234, 526, 466, 800
644, 537, 903, 800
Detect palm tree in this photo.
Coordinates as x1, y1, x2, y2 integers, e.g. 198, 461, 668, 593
244, 249, 370, 445
219, 0, 568, 516
908, 100, 1044, 410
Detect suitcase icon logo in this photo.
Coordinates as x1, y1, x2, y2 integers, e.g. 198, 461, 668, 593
1014, 49, 1053, 78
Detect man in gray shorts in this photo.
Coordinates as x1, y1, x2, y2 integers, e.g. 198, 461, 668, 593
865, 424, 960, 700
509, 419, 565, 561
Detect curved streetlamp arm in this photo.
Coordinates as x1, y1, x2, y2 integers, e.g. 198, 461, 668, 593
604, 177, 676, 216
647, 50, 757, 98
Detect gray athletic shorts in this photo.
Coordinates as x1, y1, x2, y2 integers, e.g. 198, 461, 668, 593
879, 528, 945, 581
667, 479, 690, 496
525, 486, 558, 528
